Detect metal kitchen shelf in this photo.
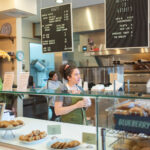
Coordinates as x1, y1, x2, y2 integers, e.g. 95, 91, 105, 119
83, 48, 150, 56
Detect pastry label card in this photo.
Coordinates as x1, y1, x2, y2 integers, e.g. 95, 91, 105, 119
17, 72, 29, 91
47, 125, 61, 135
3, 72, 14, 91
82, 132, 96, 145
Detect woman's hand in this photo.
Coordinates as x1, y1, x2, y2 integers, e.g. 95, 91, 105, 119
76, 99, 89, 108
83, 97, 91, 107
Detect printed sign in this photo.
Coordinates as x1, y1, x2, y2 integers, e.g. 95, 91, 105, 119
82, 132, 96, 145
109, 73, 118, 84
17, 72, 29, 91
47, 125, 61, 135
3, 72, 14, 91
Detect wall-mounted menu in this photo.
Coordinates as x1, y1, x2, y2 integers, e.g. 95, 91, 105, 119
41, 4, 73, 53
106, 0, 149, 49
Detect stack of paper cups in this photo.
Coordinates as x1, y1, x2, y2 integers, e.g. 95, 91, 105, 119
78, 79, 82, 87
83, 81, 88, 91
84, 97, 91, 107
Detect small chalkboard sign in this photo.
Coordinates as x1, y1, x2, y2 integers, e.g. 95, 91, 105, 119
41, 4, 73, 53
0, 103, 5, 120
114, 114, 150, 135
105, 0, 149, 49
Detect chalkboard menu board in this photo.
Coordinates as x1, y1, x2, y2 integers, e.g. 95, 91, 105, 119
41, 4, 73, 53
106, 0, 149, 49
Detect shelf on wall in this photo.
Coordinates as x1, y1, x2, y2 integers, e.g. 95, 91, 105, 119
0, 34, 16, 43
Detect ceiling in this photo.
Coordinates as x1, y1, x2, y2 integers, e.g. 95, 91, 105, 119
0, 0, 104, 22
37, 0, 104, 9
23, 0, 104, 22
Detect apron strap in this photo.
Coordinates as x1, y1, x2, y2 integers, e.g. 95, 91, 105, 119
82, 108, 87, 125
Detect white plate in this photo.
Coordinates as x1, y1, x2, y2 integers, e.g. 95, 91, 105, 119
47, 138, 80, 150
20, 136, 48, 145
0, 124, 24, 130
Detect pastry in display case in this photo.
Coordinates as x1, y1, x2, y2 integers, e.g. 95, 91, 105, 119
19, 130, 47, 143
0, 120, 24, 130
112, 138, 150, 150
114, 100, 150, 117
48, 138, 80, 150
107, 99, 150, 135
0, 119, 24, 139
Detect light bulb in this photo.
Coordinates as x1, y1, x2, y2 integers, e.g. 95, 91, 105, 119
56, 0, 64, 3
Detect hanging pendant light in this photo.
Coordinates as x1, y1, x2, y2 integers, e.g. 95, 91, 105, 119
55, 0, 64, 4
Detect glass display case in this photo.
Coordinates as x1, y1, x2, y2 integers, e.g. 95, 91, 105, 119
0, 89, 150, 150
97, 93, 150, 150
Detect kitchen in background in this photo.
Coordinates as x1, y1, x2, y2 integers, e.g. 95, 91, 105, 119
29, 43, 55, 88
29, 3, 150, 92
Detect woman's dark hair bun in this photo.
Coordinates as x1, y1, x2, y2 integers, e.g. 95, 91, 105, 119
59, 63, 76, 80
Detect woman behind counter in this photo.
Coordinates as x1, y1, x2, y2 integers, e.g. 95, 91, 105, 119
47, 71, 62, 90
55, 63, 91, 125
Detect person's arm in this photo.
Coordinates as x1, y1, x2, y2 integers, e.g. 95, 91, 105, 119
55, 99, 88, 116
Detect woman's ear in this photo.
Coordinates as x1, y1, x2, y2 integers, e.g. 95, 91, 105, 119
67, 75, 71, 81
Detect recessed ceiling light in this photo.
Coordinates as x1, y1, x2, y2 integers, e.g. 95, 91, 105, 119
55, 0, 64, 4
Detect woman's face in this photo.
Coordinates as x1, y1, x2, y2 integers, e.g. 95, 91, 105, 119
52, 73, 58, 81
67, 68, 81, 85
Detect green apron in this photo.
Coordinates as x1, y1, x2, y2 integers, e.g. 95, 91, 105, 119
0, 78, 2, 90
61, 97, 87, 125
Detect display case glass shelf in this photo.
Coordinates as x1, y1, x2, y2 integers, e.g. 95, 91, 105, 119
0, 89, 150, 99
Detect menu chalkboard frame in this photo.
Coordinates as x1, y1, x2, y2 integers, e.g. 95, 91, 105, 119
40, 3, 73, 53
105, 0, 149, 49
